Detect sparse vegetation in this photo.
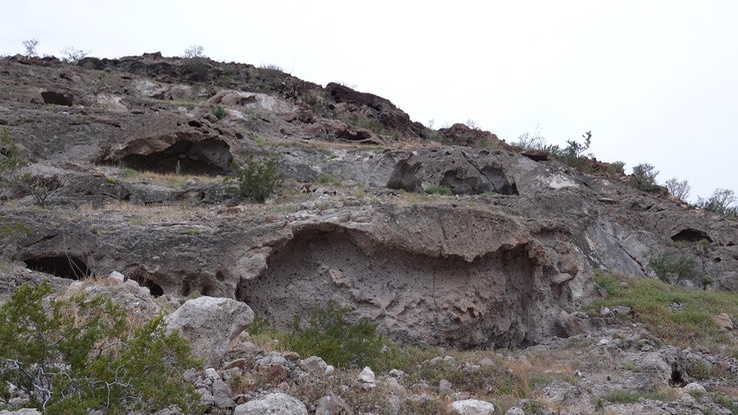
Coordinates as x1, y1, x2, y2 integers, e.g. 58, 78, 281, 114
426, 185, 452, 196
0, 128, 53, 206
183, 45, 206, 59
211, 104, 227, 120
590, 272, 738, 353
60, 46, 89, 64
665, 178, 691, 202
696, 188, 738, 216
629, 163, 660, 192
224, 153, 284, 203
0, 282, 203, 414
288, 301, 385, 368
22, 39, 39, 57
648, 251, 697, 285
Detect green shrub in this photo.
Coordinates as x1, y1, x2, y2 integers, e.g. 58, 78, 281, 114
426, 185, 452, 195
211, 105, 226, 120
648, 251, 696, 284
0, 283, 203, 414
606, 161, 626, 177
630, 163, 660, 192
287, 301, 385, 368
224, 153, 284, 203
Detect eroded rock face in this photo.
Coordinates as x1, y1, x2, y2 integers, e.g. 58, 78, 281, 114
236, 206, 592, 348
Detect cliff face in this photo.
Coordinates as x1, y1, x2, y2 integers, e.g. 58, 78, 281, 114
1, 53, 736, 349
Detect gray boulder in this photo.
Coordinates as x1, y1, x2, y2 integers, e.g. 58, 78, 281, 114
234, 393, 307, 415
450, 399, 496, 415
165, 296, 254, 365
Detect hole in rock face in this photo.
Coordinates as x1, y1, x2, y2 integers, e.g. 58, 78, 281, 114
671, 228, 713, 243
236, 227, 565, 349
119, 138, 232, 176
41, 91, 74, 106
144, 280, 164, 297
25, 255, 89, 280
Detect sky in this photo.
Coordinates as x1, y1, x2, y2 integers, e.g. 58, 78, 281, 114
3, 1, 737, 202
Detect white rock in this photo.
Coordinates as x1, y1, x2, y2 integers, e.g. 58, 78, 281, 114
324, 365, 335, 376
450, 399, 496, 415
359, 366, 376, 383
108, 271, 126, 282
0, 410, 42, 415
683, 382, 706, 394
165, 296, 254, 366
234, 393, 307, 415
505, 408, 524, 415
204, 367, 219, 380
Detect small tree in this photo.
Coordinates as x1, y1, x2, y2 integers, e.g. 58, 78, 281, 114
696, 188, 737, 216
183, 45, 206, 59
665, 178, 690, 202
0, 283, 203, 413
22, 39, 39, 57
223, 153, 284, 203
648, 252, 696, 285
630, 163, 659, 192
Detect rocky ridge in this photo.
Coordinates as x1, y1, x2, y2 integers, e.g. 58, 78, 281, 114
1, 53, 737, 414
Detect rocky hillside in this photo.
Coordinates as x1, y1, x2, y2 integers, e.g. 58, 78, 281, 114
1, 53, 737, 415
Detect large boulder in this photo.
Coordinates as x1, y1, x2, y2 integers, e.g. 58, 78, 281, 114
234, 393, 307, 415
165, 296, 254, 365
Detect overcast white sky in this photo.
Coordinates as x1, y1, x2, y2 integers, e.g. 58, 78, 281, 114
3, 1, 736, 201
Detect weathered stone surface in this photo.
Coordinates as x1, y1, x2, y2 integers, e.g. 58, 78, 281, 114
449, 399, 496, 415
315, 393, 354, 415
234, 393, 307, 415
165, 296, 254, 365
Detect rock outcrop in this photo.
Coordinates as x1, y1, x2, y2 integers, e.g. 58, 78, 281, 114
166, 296, 254, 365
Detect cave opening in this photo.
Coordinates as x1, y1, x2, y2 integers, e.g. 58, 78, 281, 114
25, 255, 90, 280
671, 228, 713, 243
118, 138, 232, 176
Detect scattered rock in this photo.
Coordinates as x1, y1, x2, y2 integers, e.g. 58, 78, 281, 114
315, 393, 354, 415
683, 382, 706, 394
234, 393, 308, 415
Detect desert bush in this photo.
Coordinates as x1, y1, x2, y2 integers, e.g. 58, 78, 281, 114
287, 301, 385, 368
224, 153, 284, 203
426, 185, 452, 195
259, 63, 284, 72
0, 282, 203, 414
211, 105, 226, 120
695, 188, 738, 216
630, 163, 660, 192
22, 39, 39, 57
606, 161, 626, 177
60, 46, 89, 64
648, 251, 696, 284
514, 124, 547, 151
183, 45, 206, 59
665, 178, 691, 202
